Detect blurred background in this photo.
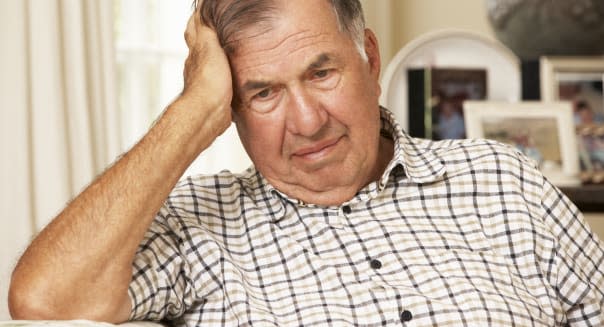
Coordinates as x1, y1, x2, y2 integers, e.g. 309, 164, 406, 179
2, 0, 596, 320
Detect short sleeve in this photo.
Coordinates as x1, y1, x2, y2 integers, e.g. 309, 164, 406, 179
128, 207, 194, 321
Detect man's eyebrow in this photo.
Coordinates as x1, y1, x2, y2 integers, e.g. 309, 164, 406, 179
241, 80, 271, 94
308, 53, 333, 70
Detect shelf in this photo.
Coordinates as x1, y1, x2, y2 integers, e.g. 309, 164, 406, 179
560, 185, 604, 212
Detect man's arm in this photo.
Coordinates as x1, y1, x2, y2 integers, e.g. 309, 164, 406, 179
8, 10, 232, 323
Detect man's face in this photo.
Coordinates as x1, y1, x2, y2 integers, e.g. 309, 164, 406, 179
230, 0, 385, 205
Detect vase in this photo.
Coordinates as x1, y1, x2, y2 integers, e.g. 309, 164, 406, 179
485, 0, 604, 60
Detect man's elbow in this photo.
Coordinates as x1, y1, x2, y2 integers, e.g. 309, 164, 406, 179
7, 272, 78, 321
8, 278, 55, 320
8, 273, 130, 322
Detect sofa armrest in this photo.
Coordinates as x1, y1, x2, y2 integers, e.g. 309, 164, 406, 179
0, 321, 165, 327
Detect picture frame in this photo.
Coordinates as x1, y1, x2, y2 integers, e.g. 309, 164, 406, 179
380, 29, 521, 132
540, 56, 604, 125
463, 101, 580, 187
540, 56, 604, 182
407, 67, 487, 140
576, 124, 604, 184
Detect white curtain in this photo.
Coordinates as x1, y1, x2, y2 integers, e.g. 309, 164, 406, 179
0, 0, 119, 319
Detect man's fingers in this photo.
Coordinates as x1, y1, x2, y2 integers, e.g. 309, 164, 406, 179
185, 2, 214, 48
192, 0, 203, 11
193, 2, 204, 28
184, 13, 196, 47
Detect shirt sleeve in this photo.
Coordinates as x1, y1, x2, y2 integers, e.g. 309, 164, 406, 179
128, 206, 194, 321
539, 177, 604, 326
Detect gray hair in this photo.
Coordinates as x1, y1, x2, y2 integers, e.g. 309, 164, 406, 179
193, 0, 366, 58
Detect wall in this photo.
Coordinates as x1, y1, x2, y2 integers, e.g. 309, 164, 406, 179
362, 0, 497, 74
585, 214, 604, 239
391, 0, 496, 52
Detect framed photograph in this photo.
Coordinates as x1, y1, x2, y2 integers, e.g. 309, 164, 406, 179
380, 29, 521, 132
464, 101, 580, 187
408, 68, 487, 140
540, 56, 604, 182
540, 56, 604, 125
577, 124, 604, 184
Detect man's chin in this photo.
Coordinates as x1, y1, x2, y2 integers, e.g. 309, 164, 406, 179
288, 173, 358, 198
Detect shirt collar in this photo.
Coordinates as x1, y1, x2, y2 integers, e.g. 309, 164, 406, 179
379, 107, 447, 185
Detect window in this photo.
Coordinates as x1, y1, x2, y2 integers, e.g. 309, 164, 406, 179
113, 0, 250, 175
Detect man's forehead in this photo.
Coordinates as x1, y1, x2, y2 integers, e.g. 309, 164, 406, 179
234, 27, 342, 67
237, 52, 336, 92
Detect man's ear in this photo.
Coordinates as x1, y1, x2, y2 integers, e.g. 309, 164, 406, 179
230, 84, 242, 123
230, 101, 241, 123
363, 28, 381, 80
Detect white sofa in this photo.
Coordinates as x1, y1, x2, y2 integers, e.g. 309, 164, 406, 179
0, 321, 164, 327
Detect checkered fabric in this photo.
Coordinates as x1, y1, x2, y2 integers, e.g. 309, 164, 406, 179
128, 108, 604, 326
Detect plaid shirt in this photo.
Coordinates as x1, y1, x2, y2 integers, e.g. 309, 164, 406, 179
129, 108, 604, 326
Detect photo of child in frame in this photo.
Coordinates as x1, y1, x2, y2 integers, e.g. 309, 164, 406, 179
407, 67, 487, 141
557, 72, 604, 183
577, 125, 604, 183
430, 69, 487, 140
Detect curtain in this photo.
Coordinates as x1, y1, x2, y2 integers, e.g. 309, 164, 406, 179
0, 0, 119, 319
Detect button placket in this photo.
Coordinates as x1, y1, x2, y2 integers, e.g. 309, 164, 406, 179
368, 257, 384, 293
329, 205, 352, 229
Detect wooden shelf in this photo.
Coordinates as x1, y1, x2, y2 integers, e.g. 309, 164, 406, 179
560, 185, 604, 212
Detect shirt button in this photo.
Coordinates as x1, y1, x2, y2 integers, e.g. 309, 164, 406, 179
342, 205, 352, 214
400, 310, 413, 323
370, 259, 382, 269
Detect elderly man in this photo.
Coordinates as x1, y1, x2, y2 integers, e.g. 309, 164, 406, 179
9, 0, 604, 326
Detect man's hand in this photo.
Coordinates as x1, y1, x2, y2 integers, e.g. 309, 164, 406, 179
180, 8, 232, 140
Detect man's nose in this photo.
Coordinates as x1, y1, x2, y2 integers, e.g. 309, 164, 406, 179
285, 88, 328, 136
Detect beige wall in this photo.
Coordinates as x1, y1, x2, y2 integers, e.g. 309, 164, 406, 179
391, 0, 496, 50
585, 214, 604, 239
362, 0, 497, 73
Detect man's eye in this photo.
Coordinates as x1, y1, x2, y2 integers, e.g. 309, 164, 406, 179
311, 69, 340, 89
314, 70, 330, 78
247, 86, 281, 113
256, 89, 271, 99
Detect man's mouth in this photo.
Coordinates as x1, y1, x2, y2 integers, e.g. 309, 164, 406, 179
292, 136, 343, 160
